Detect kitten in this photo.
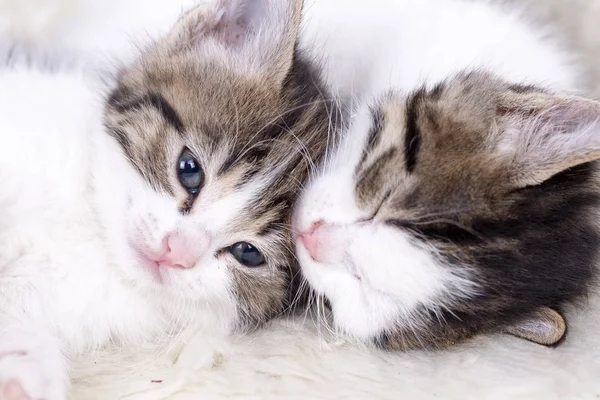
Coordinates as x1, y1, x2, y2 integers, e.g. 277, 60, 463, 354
294, 0, 596, 349
296, 70, 600, 349
0, 0, 335, 398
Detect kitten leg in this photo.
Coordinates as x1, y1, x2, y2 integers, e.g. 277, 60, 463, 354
0, 324, 68, 400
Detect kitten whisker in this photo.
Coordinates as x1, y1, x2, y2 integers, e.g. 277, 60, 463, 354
232, 99, 333, 167
276, 124, 319, 178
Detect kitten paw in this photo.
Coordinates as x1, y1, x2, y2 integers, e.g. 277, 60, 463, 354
0, 350, 66, 400
1, 380, 32, 400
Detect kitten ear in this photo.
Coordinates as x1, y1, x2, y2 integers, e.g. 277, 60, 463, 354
164, 0, 303, 87
497, 92, 600, 187
502, 307, 566, 346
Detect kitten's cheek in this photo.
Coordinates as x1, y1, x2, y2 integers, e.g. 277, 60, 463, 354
296, 241, 327, 292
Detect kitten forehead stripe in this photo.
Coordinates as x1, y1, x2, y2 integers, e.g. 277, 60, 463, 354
144, 93, 185, 132
366, 106, 385, 154
107, 89, 184, 132
404, 88, 424, 173
358, 106, 386, 169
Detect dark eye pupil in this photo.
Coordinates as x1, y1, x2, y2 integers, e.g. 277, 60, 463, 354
230, 242, 265, 267
178, 149, 203, 194
181, 159, 199, 174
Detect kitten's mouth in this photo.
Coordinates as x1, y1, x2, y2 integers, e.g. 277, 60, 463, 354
133, 249, 166, 284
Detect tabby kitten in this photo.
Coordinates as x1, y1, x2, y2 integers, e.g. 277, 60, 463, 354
0, 0, 336, 398
295, 70, 600, 350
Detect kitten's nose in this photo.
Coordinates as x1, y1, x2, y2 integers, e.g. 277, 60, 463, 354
299, 221, 350, 264
300, 231, 320, 261
299, 221, 329, 263
160, 230, 210, 269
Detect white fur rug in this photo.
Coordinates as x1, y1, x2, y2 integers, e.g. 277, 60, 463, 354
70, 295, 600, 400
2, 0, 600, 399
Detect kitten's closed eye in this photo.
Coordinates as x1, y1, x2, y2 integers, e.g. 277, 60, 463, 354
295, 70, 600, 350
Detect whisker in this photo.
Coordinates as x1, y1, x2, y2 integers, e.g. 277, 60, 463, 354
231, 98, 334, 165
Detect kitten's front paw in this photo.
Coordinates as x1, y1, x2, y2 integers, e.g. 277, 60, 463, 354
1, 379, 32, 400
0, 351, 66, 400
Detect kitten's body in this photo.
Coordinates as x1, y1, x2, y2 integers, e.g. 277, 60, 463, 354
0, 65, 162, 399
294, 0, 597, 349
300, 0, 581, 105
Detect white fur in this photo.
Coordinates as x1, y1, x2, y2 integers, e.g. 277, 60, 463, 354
294, 0, 582, 341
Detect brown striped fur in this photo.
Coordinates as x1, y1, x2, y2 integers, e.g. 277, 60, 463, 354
360, 71, 600, 349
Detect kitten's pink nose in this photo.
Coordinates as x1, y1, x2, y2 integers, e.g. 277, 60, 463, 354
160, 230, 209, 269
300, 232, 320, 261
299, 221, 327, 262
299, 221, 350, 264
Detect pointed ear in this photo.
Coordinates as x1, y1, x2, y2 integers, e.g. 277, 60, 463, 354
502, 307, 566, 346
163, 0, 303, 87
497, 92, 600, 187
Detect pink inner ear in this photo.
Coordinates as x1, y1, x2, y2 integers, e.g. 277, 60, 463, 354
500, 94, 600, 186
218, 17, 247, 46
502, 94, 600, 145
536, 101, 597, 134
214, 0, 269, 46
517, 96, 600, 131
215, 10, 247, 46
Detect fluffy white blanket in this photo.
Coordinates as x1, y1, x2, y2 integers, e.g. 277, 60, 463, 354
2, 0, 600, 398
71, 293, 600, 400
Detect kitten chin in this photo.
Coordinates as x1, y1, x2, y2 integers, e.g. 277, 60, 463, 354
295, 70, 600, 350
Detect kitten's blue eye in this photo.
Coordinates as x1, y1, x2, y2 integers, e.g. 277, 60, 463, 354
178, 148, 203, 195
229, 242, 265, 267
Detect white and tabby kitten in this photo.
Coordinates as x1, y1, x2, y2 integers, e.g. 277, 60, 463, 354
294, 0, 598, 349
0, 1, 335, 399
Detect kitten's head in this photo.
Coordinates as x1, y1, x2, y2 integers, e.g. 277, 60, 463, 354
294, 70, 600, 349
99, 0, 335, 331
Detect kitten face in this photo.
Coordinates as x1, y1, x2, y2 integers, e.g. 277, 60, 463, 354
100, 0, 335, 329
295, 70, 600, 349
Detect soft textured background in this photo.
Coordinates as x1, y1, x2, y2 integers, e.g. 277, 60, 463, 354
515, 0, 600, 97
1, 0, 600, 399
